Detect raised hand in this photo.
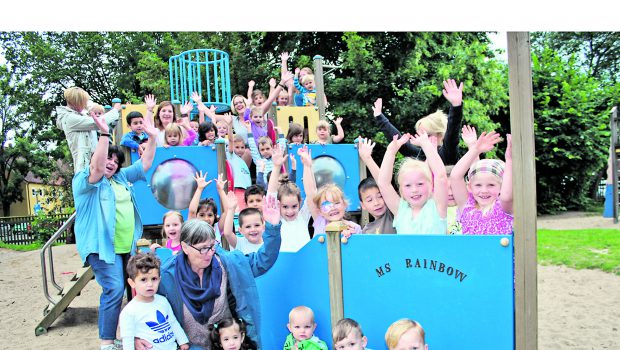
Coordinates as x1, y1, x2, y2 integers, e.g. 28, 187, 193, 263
281, 71, 294, 85
214, 173, 227, 192
222, 113, 233, 125
461, 125, 477, 149
387, 133, 411, 152
372, 98, 383, 117
180, 101, 193, 116
297, 145, 313, 167
505, 134, 512, 162
248, 80, 255, 88
289, 153, 297, 170
410, 131, 432, 148
92, 113, 109, 133
269, 78, 277, 88
226, 191, 238, 210
243, 120, 252, 132
475, 131, 502, 153
143, 121, 159, 138
262, 194, 281, 225
358, 137, 375, 160
194, 171, 213, 190
280, 52, 290, 62
294, 67, 301, 77
205, 105, 217, 119
144, 94, 157, 111
271, 143, 286, 167
274, 126, 283, 135
191, 91, 202, 104
257, 159, 266, 173
334, 117, 343, 125
442, 79, 463, 107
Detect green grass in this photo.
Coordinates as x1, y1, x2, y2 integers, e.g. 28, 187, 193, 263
0, 241, 65, 251
538, 229, 620, 275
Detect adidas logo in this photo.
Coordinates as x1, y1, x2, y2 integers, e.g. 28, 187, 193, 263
145, 310, 172, 333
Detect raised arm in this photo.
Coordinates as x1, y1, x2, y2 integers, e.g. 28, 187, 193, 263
378, 134, 411, 216
298, 146, 319, 219
357, 137, 381, 180
260, 71, 294, 115
411, 132, 449, 219
280, 52, 289, 77
87, 114, 111, 184
222, 191, 239, 248
267, 143, 286, 195
332, 117, 345, 143
500, 134, 513, 214
144, 94, 157, 128
247, 80, 255, 106
215, 173, 228, 233
188, 171, 212, 220
441, 79, 464, 165
372, 98, 420, 158
140, 121, 159, 172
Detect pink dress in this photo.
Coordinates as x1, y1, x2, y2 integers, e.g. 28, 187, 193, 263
165, 239, 182, 253
457, 193, 513, 235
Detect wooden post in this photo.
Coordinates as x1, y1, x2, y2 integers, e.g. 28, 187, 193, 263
313, 55, 327, 120
354, 138, 369, 227
611, 107, 619, 223
325, 221, 347, 327
507, 32, 538, 350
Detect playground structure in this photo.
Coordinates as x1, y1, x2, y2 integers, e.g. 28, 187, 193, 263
606, 107, 619, 222
36, 35, 538, 350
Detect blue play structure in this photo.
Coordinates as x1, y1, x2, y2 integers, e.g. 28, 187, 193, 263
256, 234, 515, 350
169, 49, 231, 113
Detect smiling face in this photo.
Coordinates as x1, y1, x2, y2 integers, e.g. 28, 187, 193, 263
232, 96, 246, 114
280, 194, 301, 221
468, 172, 502, 209
320, 191, 346, 222
128, 268, 160, 302
238, 212, 265, 245
251, 112, 264, 127
163, 214, 182, 244
205, 129, 216, 141
219, 324, 245, 350
197, 206, 216, 226
277, 93, 289, 106
399, 170, 432, 210
190, 121, 199, 133
253, 94, 265, 106
334, 331, 368, 350
216, 121, 228, 137
104, 154, 120, 178
360, 186, 386, 218
158, 105, 175, 128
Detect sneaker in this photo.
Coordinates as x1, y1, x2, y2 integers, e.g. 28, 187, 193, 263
100, 345, 116, 350
114, 339, 123, 350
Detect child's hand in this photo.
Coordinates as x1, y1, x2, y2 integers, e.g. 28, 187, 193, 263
243, 120, 252, 132
269, 78, 277, 88
297, 145, 313, 167
461, 125, 477, 149
274, 126, 283, 135
162, 144, 171, 148
410, 131, 431, 148
179, 344, 189, 350
289, 153, 297, 170
442, 79, 463, 107
143, 122, 159, 138
206, 105, 217, 119
191, 91, 202, 104
137, 144, 146, 157
262, 194, 281, 225
200, 140, 212, 146
280, 52, 289, 62
294, 67, 301, 77
222, 113, 233, 125
257, 159, 266, 173
226, 191, 238, 210
372, 98, 383, 117
215, 173, 227, 192
387, 133, 411, 152
92, 113, 109, 133
194, 170, 213, 189
271, 143, 286, 167
358, 137, 375, 160
149, 243, 161, 252
180, 101, 193, 116
248, 80, 255, 88
505, 134, 512, 162
334, 117, 343, 125
281, 71, 294, 86
475, 131, 502, 153
144, 94, 157, 111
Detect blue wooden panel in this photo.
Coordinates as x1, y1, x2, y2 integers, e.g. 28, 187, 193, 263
131, 146, 220, 226
256, 236, 333, 349
288, 144, 361, 212
341, 235, 514, 350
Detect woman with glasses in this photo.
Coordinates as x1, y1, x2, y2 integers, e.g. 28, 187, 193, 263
135, 196, 282, 350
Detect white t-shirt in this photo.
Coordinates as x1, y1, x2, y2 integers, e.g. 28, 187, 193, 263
234, 236, 263, 254
119, 294, 188, 350
280, 200, 311, 252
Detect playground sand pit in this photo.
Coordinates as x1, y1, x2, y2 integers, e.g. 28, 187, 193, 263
1, 212, 619, 349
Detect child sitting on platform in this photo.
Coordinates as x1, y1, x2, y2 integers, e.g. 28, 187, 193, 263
332, 318, 369, 350
377, 132, 449, 235
208, 317, 257, 350
385, 319, 427, 350
149, 211, 184, 254
284, 306, 328, 350
449, 131, 513, 235
313, 118, 344, 145
120, 111, 149, 156
119, 252, 189, 350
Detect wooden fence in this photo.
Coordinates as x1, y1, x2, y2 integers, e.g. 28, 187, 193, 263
0, 214, 72, 245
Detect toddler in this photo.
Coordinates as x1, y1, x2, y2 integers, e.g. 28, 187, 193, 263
332, 318, 369, 350
284, 306, 328, 350
384, 319, 427, 350
377, 133, 449, 235
208, 318, 257, 350
450, 132, 513, 235
120, 111, 149, 156
216, 119, 229, 139
150, 211, 183, 254
190, 120, 200, 145
198, 121, 217, 146
246, 107, 277, 149
313, 118, 344, 145
163, 120, 197, 147
119, 252, 189, 350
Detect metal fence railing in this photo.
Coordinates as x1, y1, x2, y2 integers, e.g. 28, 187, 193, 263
0, 214, 73, 245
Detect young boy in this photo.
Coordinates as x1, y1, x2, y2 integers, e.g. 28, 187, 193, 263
284, 306, 328, 350
56, 86, 121, 173
244, 185, 265, 211
384, 319, 428, 350
313, 118, 344, 145
247, 132, 285, 184
223, 192, 266, 254
332, 318, 370, 350
119, 252, 189, 350
120, 111, 149, 155
228, 134, 252, 213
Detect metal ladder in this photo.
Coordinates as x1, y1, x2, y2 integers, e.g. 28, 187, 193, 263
611, 107, 619, 223
34, 212, 95, 336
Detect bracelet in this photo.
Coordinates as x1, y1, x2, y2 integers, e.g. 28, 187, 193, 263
100, 133, 111, 137
278, 83, 286, 88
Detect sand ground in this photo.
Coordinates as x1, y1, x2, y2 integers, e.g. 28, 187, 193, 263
1, 212, 619, 349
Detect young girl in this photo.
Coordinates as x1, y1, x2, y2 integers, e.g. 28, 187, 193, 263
150, 211, 183, 253
385, 319, 428, 350
314, 118, 344, 145
247, 106, 277, 149
216, 119, 229, 139
286, 122, 305, 145
188, 171, 228, 241
450, 131, 513, 235
163, 120, 197, 147
208, 318, 257, 350
198, 121, 217, 146
377, 132, 449, 235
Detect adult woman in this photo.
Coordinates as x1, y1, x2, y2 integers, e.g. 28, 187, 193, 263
72, 111, 158, 350
151, 97, 193, 146
136, 197, 282, 350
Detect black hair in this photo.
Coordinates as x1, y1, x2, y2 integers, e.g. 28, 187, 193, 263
358, 177, 379, 201
238, 207, 263, 227
197, 198, 219, 223
198, 121, 217, 142
125, 111, 144, 125
208, 317, 257, 350
108, 145, 126, 174
244, 185, 265, 203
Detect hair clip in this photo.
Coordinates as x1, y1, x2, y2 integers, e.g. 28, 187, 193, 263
213, 323, 218, 329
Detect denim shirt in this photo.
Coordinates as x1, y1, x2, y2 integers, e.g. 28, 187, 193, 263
158, 222, 282, 349
72, 160, 146, 264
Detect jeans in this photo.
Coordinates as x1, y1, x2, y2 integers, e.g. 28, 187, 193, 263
87, 253, 125, 340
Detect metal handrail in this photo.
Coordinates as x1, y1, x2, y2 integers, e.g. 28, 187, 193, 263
40, 212, 76, 305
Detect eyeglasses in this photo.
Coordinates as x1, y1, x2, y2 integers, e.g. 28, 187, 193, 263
187, 241, 219, 255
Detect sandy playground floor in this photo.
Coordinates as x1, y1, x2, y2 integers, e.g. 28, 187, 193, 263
0, 212, 618, 349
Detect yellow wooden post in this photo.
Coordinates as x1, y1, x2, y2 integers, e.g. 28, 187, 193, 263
313, 55, 326, 120
507, 32, 538, 350
325, 221, 348, 327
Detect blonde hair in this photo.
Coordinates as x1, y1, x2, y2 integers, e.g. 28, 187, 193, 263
385, 319, 426, 349
230, 94, 247, 116
164, 123, 185, 145
316, 120, 330, 132
233, 134, 246, 144
396, 158, 432, 194
64, 87, 90, 111
88, 104, 105, 115
301, 74, 315, 85
288, 305, 315, 323
313, 184, 349, 212
332, 318, 364, 344
415, 110, 448, 144
250, 106, 263, 118
160, 211, 184, 239
258, 136, 273, 147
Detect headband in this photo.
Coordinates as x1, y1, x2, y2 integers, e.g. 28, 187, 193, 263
468, 159, 505, 181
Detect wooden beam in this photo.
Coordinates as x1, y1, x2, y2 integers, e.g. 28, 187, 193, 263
325, 221, 347, 327
507, 32, 538, 350
313, 55, 327, 120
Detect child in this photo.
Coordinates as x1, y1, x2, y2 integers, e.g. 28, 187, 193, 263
293, 67, 314, 106
246, 106, 277, 149
284, 306, 328, 350
163, 120, 197, 147
313, 118, 344, 145
450, 132, 513, 235
299, 146, 362, 237
88, 103, 105, 118
245, 120, 286, 184
384, 319, 427, 350
244, 185, 265, 211
188, 171, 228, 241
294, 68, 328, 107
149, 211, 184, 254
190, 120, 201, 145
222, 193, 267, 254
208, 318, 257, 350
377, 133, 449, 235
216, 119, 229, 139
198, 121, 217, 146
120, 111, 149, 155
55, 86, 121, 173
226, 118, 252, 212
357, 137, 396, 234
332, 318, 369, 350
119, 252, 189, 350
286, 123, 305, 145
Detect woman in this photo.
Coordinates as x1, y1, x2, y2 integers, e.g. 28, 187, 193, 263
72, 111, 158, 350
153, 99, 193, 146
136, 197, 282, 350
